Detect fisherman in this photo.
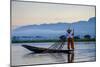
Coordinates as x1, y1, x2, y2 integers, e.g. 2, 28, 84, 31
66, 28, 74, 50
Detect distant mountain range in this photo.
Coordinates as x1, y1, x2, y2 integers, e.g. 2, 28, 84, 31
12, 17, 96, 40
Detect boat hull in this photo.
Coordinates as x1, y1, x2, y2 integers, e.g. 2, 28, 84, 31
22, 45, 73, 53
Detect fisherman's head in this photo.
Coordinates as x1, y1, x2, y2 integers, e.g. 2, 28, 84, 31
67, 28, 72, 33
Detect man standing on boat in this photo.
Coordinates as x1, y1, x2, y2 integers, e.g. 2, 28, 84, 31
66, 28, 74, 50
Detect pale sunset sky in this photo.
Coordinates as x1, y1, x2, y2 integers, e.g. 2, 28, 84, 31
11, 1, 95, 27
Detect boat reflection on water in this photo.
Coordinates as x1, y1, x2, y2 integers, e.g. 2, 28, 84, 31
23, 51, 74, 64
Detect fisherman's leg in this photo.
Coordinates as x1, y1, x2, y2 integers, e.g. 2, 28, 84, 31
67, 38, 71, 50
71, 38, 74, 50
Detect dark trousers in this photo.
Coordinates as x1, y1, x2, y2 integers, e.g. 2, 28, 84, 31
67, 38, 74, 50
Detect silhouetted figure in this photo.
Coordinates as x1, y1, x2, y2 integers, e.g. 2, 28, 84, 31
66, 28, 74, 50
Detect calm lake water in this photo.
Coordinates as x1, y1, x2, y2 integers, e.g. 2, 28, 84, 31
11, 42, 96, 66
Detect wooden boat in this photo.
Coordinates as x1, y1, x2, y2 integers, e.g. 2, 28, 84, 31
22, 45, 73, 53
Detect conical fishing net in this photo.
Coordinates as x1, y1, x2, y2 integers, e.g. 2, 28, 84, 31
43, 35, 66, 53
